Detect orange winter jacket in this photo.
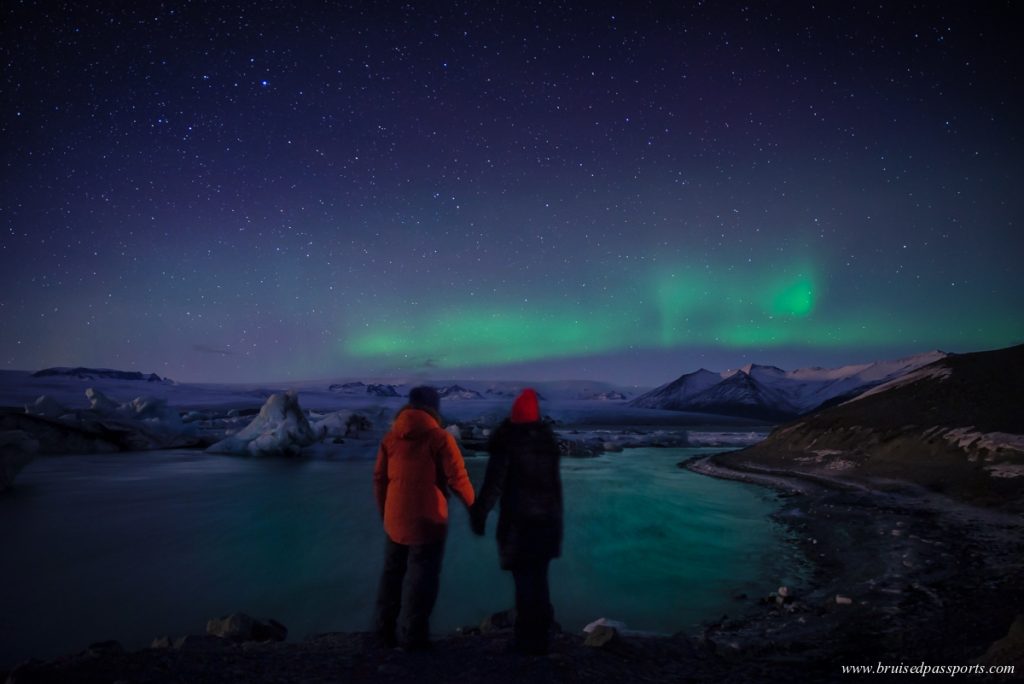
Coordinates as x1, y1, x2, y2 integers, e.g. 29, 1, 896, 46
373, 407, 475, 545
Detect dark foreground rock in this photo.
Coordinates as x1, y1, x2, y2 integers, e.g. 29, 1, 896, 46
3, 628, 842, 684
205, 613, 287, 642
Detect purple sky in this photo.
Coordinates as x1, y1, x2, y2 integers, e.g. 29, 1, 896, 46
2, 2, 1022, 385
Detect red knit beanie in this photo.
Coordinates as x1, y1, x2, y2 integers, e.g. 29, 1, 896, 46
510, 388, 540, 423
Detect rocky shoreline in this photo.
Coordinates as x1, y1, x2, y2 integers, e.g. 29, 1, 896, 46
681, 453, 1024, 676
5, 453, 1022, 683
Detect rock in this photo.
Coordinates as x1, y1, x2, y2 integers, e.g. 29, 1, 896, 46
480, 609, 516, 633
252, 619, 287, 642
173, 634, 229, 651
835, 595, 853, 605
206, 613, 287, 642
207, 613, 255, 640
771, 586, 794, 605
5, 659, 47, 684
976, 614, 1024, 669
150, 636, 173, 649
84, 640, 124, 657
584, 625, 624, 650
583, 617, 628, 633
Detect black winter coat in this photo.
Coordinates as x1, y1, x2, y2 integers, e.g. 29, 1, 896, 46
471, 419, 563, 570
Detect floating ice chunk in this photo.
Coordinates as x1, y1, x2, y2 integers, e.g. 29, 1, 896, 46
85, 387, 119, 414
25, 395, 67, 419
207, 390, 317, 457
311, 410, 376, 440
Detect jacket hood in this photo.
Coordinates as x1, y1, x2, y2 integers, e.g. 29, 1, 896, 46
392, 406, 442, 439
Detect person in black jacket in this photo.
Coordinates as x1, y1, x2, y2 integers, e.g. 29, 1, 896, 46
470, 388, 563, 655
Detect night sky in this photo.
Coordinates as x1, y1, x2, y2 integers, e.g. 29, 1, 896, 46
2, 1, 1022, 386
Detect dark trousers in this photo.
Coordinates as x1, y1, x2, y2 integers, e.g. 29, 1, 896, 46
374, 536, 446, 647
512, 557, 553, 654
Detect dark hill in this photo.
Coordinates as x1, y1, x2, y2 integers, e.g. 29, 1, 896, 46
32, 367, 167, 383
714, 344, 1024, 510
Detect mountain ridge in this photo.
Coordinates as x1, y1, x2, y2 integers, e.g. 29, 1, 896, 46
632, 350, 948, 420
714, 343, 1024, 509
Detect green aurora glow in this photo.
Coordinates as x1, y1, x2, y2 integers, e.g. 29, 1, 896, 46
345, 263, 1023, 369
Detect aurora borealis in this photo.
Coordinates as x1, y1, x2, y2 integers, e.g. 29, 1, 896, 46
2, 2, 1022, 385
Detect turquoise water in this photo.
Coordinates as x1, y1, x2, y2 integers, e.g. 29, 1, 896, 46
0, 447, 800, 667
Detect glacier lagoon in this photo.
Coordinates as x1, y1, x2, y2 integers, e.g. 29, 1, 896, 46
0, 445, 801, 668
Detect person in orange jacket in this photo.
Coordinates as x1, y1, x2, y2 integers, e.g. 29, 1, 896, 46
373, 386, 475, 649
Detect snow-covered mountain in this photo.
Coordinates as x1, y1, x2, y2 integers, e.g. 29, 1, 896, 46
436, 384, 484, 400
321, 379, 629, 402
584, 390, 629, 401
365, 383, 401, 397
327, 381, 401, 397
629, 368, 724, 411
327, 381, 369, 395
631, 350, 948, 420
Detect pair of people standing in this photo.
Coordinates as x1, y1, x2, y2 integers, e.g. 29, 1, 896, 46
372, 386, 563, 654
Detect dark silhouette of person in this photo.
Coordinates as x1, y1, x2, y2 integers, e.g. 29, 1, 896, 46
470, 388, 563, 654
373, 386, 475, 649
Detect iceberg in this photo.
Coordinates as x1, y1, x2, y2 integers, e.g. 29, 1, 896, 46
207, 390, 318, 457
311, 410, 376, 441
